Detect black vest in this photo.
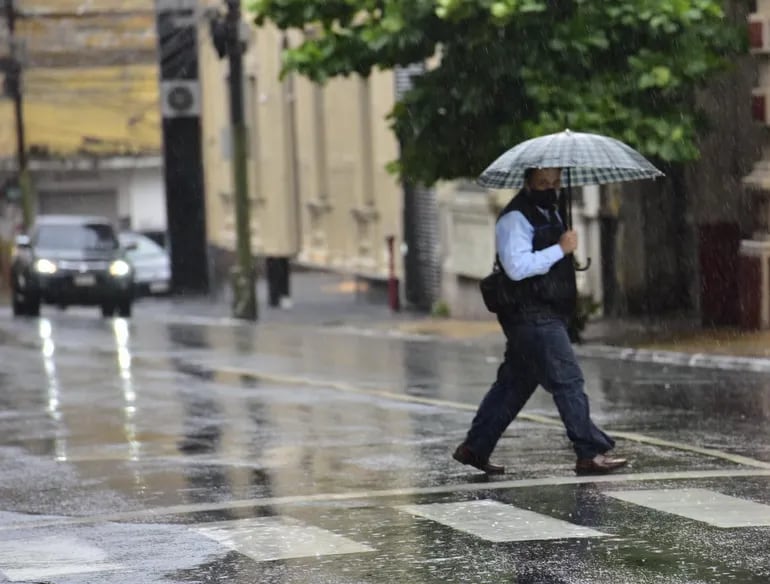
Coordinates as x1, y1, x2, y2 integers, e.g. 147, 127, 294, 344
497, 191, 577, 320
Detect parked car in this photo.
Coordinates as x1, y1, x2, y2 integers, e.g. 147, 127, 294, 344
118, 231, 171, 296
11, 215, 135, 318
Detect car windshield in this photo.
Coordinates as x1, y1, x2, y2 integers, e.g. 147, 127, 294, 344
120, 234, 166, 256
35, 223, 118, 250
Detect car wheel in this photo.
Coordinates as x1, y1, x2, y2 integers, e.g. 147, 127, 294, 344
101, 304, 115, 318
11, 276, 28, 317
12, 296, 27, 317
14, 294, 40, 317
117, 300, 132, 318
27, 298, 41, 317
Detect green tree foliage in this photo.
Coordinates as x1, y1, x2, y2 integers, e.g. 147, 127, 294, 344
251, 0, 746, 185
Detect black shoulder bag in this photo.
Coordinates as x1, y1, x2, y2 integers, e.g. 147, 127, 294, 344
479, 256, 505, 314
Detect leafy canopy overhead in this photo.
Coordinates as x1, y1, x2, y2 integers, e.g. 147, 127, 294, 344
250, 0, 746, 185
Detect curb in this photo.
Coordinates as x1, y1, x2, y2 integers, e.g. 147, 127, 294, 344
575, 343, 770, 374
321, 322, 770, 373
326, 323, 770, 373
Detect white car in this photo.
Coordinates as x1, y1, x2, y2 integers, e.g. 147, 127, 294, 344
118, 232, 171, 295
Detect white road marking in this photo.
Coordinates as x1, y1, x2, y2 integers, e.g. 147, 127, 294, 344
195, 517, 373, 562
398, 499, 607, 542
0, 535, 124, 581
602, 431, 770, 470
606, 488, 770, 528
1, 469, 768, 533
158, 315, 246, 327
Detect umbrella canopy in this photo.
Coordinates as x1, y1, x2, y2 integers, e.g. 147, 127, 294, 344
478, 130, 664, 189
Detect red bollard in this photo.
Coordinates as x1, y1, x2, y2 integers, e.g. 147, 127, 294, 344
386, 235, 400, 312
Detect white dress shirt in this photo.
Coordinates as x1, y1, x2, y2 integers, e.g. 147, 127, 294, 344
496, 209, 565, 282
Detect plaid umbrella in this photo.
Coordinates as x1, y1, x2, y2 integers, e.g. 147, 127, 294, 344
478, 130, 664, 271
477, 129, 664, 189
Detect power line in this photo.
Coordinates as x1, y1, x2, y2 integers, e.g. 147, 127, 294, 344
23, 101, 158, 114
23, 68, 158, 80
23, 81, 159, 94
25, 90, 156, 98
18, 10, 156, 19
23, 102, 158, 116
0, 49, 158, 68
25, 84, 157, 91
25, 82, 157, 89
25, 79, 157, 88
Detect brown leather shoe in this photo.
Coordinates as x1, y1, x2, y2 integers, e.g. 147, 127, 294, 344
452, 444, 505, 475
575, 454, 628, 475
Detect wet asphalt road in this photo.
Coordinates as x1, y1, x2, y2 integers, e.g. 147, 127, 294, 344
0, 302, 769, 583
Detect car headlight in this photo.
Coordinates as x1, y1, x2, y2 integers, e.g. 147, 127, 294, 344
34, 259, 58, 274
109, 260, 131, 277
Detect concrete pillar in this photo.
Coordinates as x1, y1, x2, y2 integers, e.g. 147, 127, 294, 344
351, 77, 379, 271
305, 84, 332, 261
739, 241, 770, 329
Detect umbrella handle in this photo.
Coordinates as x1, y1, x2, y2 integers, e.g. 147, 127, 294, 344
574, 256, 592, 272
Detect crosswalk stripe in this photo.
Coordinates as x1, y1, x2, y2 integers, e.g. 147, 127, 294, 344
194, 517, 375, 563
606, 488, 770, 528
1, 486, 769, 579
397, 500, 607, 542
0, 535, 124, 582
7, 470, 767, 534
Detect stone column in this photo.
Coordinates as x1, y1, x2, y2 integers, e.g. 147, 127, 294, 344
738, 240, 770, 329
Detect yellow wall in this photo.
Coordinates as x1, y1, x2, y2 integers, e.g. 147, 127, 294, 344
0, 65, 161, 158
199, 18, 403, 279
0, 0, 158, 158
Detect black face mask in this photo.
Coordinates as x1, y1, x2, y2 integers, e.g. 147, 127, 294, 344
528, 188, 558, 208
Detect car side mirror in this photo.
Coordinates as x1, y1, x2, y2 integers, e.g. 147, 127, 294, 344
14, 234, 30, 248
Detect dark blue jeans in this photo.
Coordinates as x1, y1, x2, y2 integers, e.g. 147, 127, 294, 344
464, 316, 615, 461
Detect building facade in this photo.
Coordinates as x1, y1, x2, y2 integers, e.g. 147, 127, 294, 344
198, 11, 608, 315
0, 155, 166, 234
199, 16, 404, 297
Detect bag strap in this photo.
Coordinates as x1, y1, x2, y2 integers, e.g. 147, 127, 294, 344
492, 254, 502, 273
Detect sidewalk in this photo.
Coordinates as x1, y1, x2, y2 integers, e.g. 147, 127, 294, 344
583, 318, 770, 359
152, 270, 770, 359
388, 315, 770, 372
137, 270, 419, 327
254, 271, 770, 369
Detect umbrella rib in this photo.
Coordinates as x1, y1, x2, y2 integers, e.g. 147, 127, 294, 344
592, 135, 621, 169
605, 136, 649, 170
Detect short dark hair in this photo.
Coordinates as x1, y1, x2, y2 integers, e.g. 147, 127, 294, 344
523, 168, 537, 183
524, 167, 562, 185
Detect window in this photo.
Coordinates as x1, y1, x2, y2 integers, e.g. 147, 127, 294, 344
119, 233, 166, 256
35, 224, 118, 250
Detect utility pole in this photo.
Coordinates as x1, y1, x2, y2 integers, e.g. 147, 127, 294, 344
2, 0, 32, 230
209, 0, 257, 320
155, 0, 210, 296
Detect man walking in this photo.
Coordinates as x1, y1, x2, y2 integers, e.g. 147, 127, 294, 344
453, 167, 628, 476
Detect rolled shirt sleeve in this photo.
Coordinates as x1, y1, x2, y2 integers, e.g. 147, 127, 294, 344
496, 211, 565, 281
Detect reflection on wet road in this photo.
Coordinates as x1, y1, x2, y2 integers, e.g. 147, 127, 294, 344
0, 310, 768, 583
